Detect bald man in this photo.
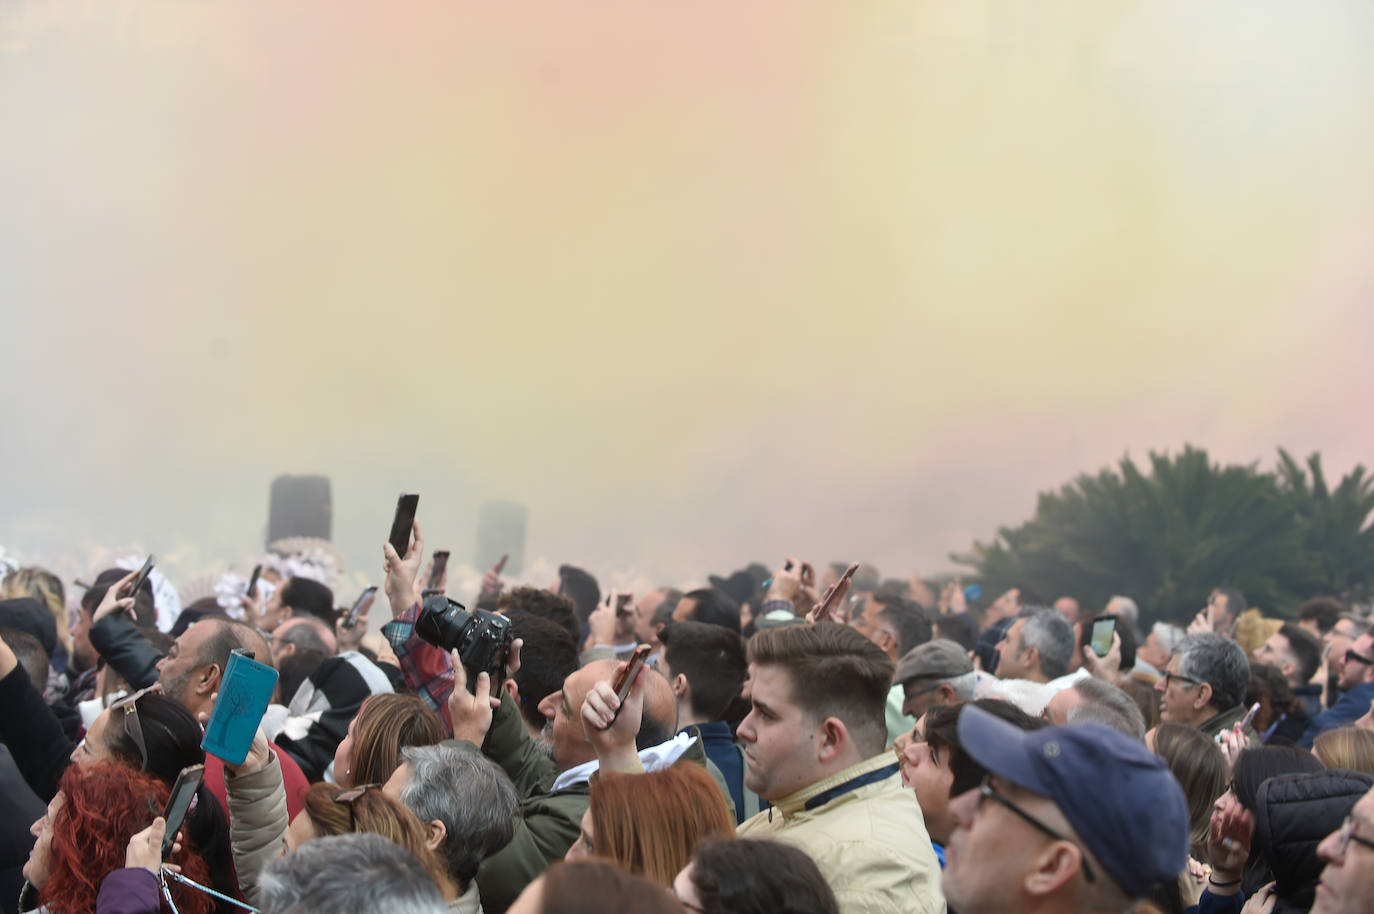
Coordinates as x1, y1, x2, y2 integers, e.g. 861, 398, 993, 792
444, 655, 724, 913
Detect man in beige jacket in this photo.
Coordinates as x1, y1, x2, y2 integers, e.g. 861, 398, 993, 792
736, 622, 945, 914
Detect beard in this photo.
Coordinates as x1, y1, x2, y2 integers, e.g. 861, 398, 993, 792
532, 720, 556, 764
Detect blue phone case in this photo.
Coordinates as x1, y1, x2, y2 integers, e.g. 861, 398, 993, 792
201, 650, 278, 766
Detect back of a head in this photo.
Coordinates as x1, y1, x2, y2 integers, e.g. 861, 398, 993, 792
102, 691, 208, 785
283, 577, 337, 629
278, 648, 330, 706
501, 587, 580, 645
1252, 768, 1374, 904
0, 625, 47, 691
349, 694, 446, 787
1018, 606, 1075, 679
747, 622, 894, 757
505, 609, 579, 730
872, 595, 932, 656
1, 567, 65, 636
1151, 723, 1228, 859
1313, 726, 1374, 773
591, 764, 735, 886
557, 565, 601, 623
259, 833, 448, 914
278, 617, 334, 657
1176, 632, 1250, 712
689, 837, 839, 914
1214, 587, 1247, 621
1233, 746, 1324, 814
1068, 678, 1147, 741
933, 613, 979, 652
533, 861, 684, 914
659, 621, 747, 721
682, 588, 741, 634
300, 782, 441, 884
398, 745, 519, 887
1297, 597, 1344, 635
86, 567, 157, 628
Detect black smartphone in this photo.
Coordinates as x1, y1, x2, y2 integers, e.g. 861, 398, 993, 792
1090, 614, 1117, 657
388, 494, 419, 558
126, 555, 155, 600
614, 593, 634, 618
427, 551, 450, 590
344, 586, 378, 630
161, 763, 205, 858
244, 564, 262, 601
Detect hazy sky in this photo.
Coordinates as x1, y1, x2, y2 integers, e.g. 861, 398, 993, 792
3, 1, 1373, 593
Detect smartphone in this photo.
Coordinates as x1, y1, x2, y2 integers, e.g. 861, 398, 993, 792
126, 555, 155, 600
609, 645, 652, 722
161, 764, 205, 858
1090, 615, 1117, 657
344, 585, 378, 630
244, 564, 262, 601
494, 553, 509, 575
814, 562, 860, 622
427, 551, 450, 590
388, 494, 420, 558
201, 649, 278, 766
614, 593, 634, 617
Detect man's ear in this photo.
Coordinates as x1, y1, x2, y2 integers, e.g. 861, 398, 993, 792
1022, 842, 1082, 897
1023, 646, 1040, 673
937, 683, 959, 706
1195, 682, 1214, 712
503, 679, 520, 702
198, 664, 222, 697
672, 673, 689, 700
876, 631, 898, 656
816, 717, 850, 763
425, 819, 447, 854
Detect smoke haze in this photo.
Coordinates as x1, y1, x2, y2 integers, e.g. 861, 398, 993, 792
3, 1, 1373, 592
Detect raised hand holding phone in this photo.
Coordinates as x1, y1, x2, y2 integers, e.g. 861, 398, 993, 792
478, 554, 508, 605
581, 647, 651, 774
125, 817, 182, 875
382, 517, 425, 618
92, 568, 140, 623
807, 562, 859, 624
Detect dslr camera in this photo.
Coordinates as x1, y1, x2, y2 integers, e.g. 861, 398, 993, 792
415, 595, 513, 694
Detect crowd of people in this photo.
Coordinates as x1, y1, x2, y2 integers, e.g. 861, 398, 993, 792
2, 524, 1374, 914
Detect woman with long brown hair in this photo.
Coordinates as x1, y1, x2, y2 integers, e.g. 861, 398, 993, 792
333, 693, 445, 788
565, 764, 734, 887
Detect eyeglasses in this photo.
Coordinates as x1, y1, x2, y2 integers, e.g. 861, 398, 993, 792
903, 681, 945, 702
1345, 648, 1374, 667
1332, 816, 1374, 857
109, 683, 163, 771
976, 777, 1096, 883
333, 784, 381, 832
1161, 670, 1202, 689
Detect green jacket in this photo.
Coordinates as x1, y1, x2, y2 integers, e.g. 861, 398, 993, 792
447, 691, 731, 914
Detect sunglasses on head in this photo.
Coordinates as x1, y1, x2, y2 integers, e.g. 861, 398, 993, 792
109, 683, 164, 771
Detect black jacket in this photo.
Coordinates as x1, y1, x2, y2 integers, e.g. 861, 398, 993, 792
0, 666, 71, 803
89, 614, 162, 691
1252, 768, 1374, 913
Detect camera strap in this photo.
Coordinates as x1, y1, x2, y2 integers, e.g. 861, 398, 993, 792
160, 866, 261, 914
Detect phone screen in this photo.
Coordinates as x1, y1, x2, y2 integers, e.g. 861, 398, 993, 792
161, 764, 205, 858
388, 494, 419, 558
1090, 615, 1117, 657
427, 551, 450, 590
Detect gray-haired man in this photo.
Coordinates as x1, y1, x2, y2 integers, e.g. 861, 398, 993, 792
383, 745, 520, 914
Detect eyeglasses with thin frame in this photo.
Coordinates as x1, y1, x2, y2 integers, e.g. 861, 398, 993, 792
1161, 670, 1202, 689
1345, 648, 1374, 667
975, 776, 1096, 884
333, 784, 381, 832
109, 683, 163, 771
1333, 815, 1374, 857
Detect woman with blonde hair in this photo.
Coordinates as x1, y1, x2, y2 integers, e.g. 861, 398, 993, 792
566, 763, 735, 887
2, 566, 69, 668
1313, 725, 1374, 773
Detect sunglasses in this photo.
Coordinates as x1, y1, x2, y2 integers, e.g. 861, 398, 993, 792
333, 784, 381, 832
976, 776, 1096, 884
1345, 648, 1374, 667
109, 683, 163, 771
1161, 670, 1202, 689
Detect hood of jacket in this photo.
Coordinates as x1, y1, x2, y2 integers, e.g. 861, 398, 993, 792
1253, 768, 1374, 909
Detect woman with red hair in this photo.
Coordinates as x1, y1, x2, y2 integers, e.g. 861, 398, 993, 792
22, 761, 214, 914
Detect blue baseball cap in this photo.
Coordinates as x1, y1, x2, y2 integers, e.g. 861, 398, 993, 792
956, 704, 1189, 898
